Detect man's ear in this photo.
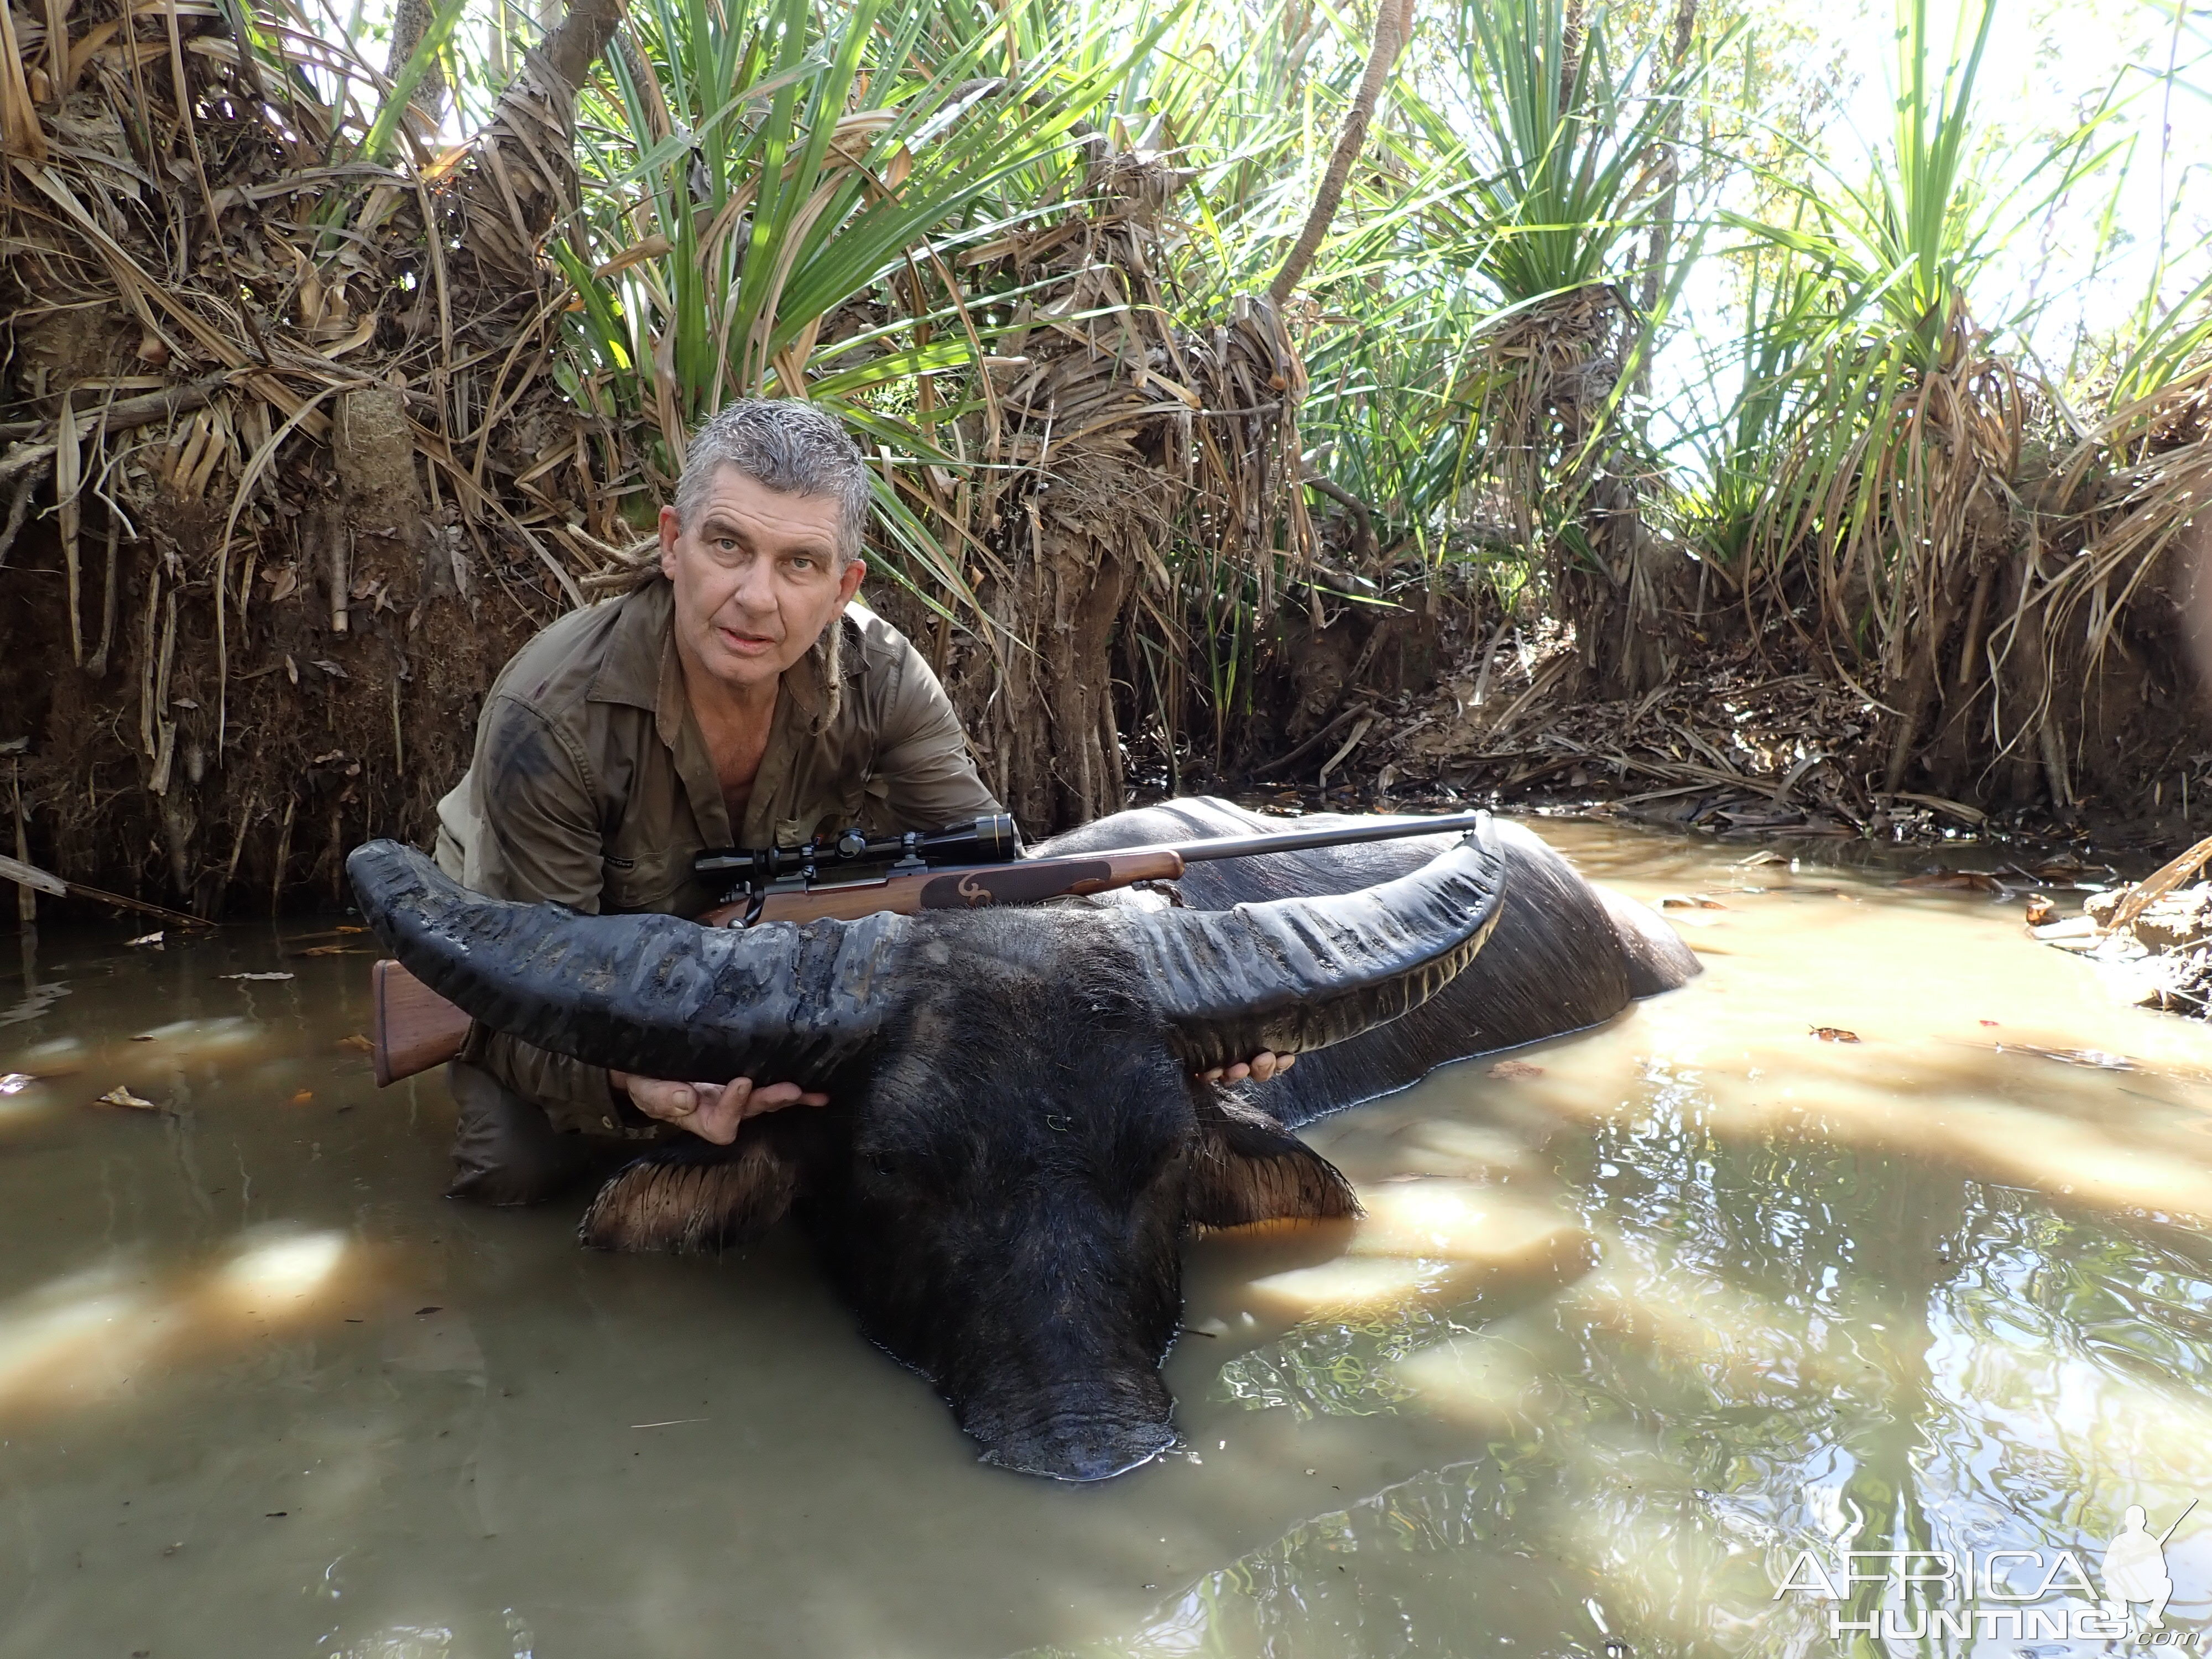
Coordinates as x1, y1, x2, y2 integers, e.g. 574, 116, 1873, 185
657, 504, 682, 580
836, 555, 866, 608
1186, 1094, 1360, 1230
581, 1120, 813, 1255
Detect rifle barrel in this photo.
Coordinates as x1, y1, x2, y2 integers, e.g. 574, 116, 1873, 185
1163, 810, 1490, 865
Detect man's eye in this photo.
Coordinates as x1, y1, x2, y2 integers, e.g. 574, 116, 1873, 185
790, 556, 815, 571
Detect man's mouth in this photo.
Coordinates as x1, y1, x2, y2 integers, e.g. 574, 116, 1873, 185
715, 623, 777, 655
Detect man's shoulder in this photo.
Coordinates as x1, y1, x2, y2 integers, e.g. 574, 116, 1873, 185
837, 601, 933, 705
842, 600, 920, 674
491, 582, 666, 722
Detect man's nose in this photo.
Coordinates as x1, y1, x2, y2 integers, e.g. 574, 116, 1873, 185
725, 555, 778, 618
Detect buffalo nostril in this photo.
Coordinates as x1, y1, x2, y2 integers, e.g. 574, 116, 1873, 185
976, 1414, 1179, 1482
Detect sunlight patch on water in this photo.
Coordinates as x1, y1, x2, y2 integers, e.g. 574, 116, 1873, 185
1392, 1328, 1546, 1426
0, 1264, 161, 1411
0, 1228, 357, 1420
213, 1226, 349, 1317
1346, 1181, 1582, 1267
1243, 1256, 1467, 1323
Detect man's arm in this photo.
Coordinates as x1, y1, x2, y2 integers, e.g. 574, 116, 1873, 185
465, 697, 828, 1138
460, 698, 632, 1131
870, 635, 1003, 830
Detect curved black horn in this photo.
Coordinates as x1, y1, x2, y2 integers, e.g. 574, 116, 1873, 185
1129, 818, 1507, 1072
346, 841, 902, 1084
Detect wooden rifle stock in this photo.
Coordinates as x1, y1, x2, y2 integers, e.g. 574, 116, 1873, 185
366, 847, 1186, 1087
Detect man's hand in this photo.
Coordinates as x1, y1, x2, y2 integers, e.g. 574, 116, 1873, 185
1196, 1050, 1296, 1087
611, 1071, 829, 1144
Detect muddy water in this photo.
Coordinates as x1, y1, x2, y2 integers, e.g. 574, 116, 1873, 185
3, 823, 2212, 1658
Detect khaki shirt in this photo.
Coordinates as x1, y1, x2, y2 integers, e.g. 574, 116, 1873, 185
433, 575, 999, 1129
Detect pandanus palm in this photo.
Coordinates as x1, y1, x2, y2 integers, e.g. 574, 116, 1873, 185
1726, 0, 2117, 796
555, 0, 1160, 602
1425, 0, 1729, 693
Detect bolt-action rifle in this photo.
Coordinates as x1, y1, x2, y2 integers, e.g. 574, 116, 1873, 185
366, 808, 1490, 1087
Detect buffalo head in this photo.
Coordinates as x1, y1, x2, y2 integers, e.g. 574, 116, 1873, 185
347, 824, 1505, 1480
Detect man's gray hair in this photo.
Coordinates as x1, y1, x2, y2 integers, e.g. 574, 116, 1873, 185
674, 399, 873, 560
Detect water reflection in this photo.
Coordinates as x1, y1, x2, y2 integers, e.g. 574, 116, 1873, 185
7, 827, 2212, 1658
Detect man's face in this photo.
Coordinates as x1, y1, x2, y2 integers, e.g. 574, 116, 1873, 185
659, 465, 866, 698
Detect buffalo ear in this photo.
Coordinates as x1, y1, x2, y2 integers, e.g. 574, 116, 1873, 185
580, 1126, 809, 1255
1186, 1094, 1360, 1229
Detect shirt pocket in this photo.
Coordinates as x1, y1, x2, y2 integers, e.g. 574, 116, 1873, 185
602, 846, 687, 914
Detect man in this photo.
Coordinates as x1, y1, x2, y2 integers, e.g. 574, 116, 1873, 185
434, 400, 1284, 1204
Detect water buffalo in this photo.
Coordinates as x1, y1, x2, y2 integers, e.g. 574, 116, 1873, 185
347, 798, 1695, 1481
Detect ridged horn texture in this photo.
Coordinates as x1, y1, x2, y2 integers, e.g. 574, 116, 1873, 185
1131, 817, 1508, 1073
346, 840, 901, 1084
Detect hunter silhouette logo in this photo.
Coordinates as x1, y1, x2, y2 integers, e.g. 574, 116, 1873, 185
2104, 1501, 2193, 1632
1773, 1499, 2199, 1642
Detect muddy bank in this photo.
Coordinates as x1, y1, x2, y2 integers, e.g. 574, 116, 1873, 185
1171, 583, 2212, 861
3, 505, 555, 917
9, 552, 2209, 931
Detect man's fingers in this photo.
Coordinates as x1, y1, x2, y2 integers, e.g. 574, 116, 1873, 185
630, 1079, 700, 1120
1196, 1052, 1295, 1086
696, 1078, 830, 1128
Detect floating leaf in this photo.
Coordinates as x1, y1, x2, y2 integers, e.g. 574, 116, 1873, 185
337, 1034, 374, 1053
1809, 1026, 1861, 1043
290, 1089, 314, 1104
1487, 1059, 1545, 1079
2023, 895, 2056, 926
219, 971, 295, 982
1897, 870, 2001, 893
1657, 894, 1729, 910
124, 931, 164, 947
96, 1086, 160, 1110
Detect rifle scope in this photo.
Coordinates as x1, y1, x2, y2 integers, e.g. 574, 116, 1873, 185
694, 812, 1022, 888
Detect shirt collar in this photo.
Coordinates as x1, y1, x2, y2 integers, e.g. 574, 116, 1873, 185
583, 578, 670, 716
